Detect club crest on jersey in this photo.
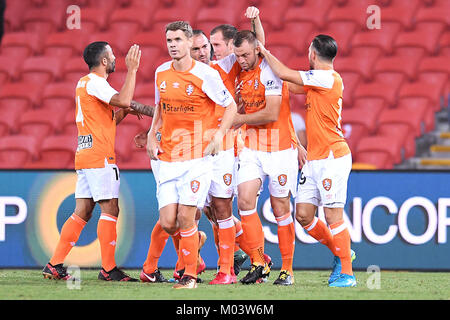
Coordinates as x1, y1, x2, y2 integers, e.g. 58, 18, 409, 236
191, 180, 200, 193
254, 79, 259, 90
223, 173, 232, 186
278, 174, 287, 186
322, 178, 332, 191
186, 84, 194, 96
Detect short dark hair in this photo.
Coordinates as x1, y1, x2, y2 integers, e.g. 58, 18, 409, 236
210, 24, 237, 42
233, 30, 257, 48
165, 21, 193, 38
83, 41, 109, 70
311, 34, 338, 62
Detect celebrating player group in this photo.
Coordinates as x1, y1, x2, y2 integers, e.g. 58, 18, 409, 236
42, 6, 356, 289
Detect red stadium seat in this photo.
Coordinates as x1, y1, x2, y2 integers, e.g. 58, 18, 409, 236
3, 0, 32, 31
61, 112, 78, 137
195, 7, 239, 35
350, 22, 401, 55
319, 21, 357, 56
354, 150, 393, 169
352, 97, 386, 116
87, 0, 129, 15
394, 22, 445, 55
342, 122, 367, 155
0, 32, 45, 59
265, 32, 298, 64
376, 123, 415, 160
64, 57, 89, 83
89, 31, 132, 57
335, 47, 381, 81
0, 56, 23, 85
439, 32, 450, 56
355, 134, 403, 168
419, 56, 450, 75
286, 56, 310, 71
416, 2, 450, 25
0, 108, 21, 137
0, 135, 39, 168
134, 82, 156, 107
326, 0, 375, 30
43, 31, 88, 59
130, 31, 167, 81
399, 80, 445, 112
28, 135, 76, 169
283, 0, 333, 30
379, 107, 425, 138
151, 0, 203, 33
109, 7, 153, 35
289, 94, 306, 115
0, 82, 43, 111
22, 8, 64, 36
78, 7, 109, 33
340, 72, 361, 107
41, 82, 75, 113
379, 0, 419, 30
397, 97, 435, 133
119, 148, 151, 169
20, 56, 64, 83
342, 107, 378, 136
18, 110, 65, 142
373, 55, 421, 82
235, 0, 290, 32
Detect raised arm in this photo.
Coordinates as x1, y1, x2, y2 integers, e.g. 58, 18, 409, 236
130, 100, 155, 117
245, 6, 265, 46
109, 44, 141, 108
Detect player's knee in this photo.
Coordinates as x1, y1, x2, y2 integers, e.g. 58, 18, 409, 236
237, 197, 255, 212
295, 209, 313, 227
160, 220, 177, 235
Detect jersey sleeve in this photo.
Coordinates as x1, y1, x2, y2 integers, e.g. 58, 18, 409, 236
86, 76, 118, 104
154, 71, 160, 105
299, 70, 335, 92
202, 68, 234, 107
211, 53, 238, 74
260, 59, 283, 96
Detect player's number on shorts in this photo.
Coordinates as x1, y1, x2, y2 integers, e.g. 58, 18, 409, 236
113, 167, 119, 180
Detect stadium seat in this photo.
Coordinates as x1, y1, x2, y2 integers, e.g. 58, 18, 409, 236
352, 97, 386, 116
43, 31, 88, 59
335, 47, 381, 81
373, 55, 421, 82
0, 108, 21, 137
289, 94, 306, 116
20, 56, 64, 84
195, 7, 239, 35
283, 0, 333, 30
109, 7, 153, 35
342, 107, 378, 136
340, 72, 361, 107
0, 56, 23, 85
326, 0, 375, 30
354, 74, 403, 107
354, 150, 393, 169
119, 148, 151, 169
0, 82, 43, 111
399, 80, 445, 112
61, 112, 78, 137
18, 110, 65, 142
41, 82, 75, 113
394, 22, 445, 55
350, 22, 401, 55
64, 57, 89, 83
419, 56, 450, 75
397, 97, 435, 133
151, 0, 203, 33
235, 0, 291, 31
130, 31, 167, 81
265, 32, 298, 63
376, 123, 415, 160
415, 1, 450, 25
78, 7, 110, 33
342, 122, 367, 154
134, 82, 156, 108
318, 21, 357, 56
355, 135, 403, 168
0, 135, 39, 169
439, 32, 450, 56
3, 0, 31, 31
28, 135, 76, 169
286, 56, 310, 71
89, 31, 133, 57
87, 0, 130, 15
0, 32, 44, 59
22, 7, 65, 36
378, 0, 419, 30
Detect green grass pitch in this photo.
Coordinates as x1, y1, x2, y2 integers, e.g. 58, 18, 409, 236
0, 269, 449, 300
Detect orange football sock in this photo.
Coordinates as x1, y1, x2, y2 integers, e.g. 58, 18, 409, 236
303, 216, 337, 256
143, 220, 170, 274
240, 209, 265, 266
50, 213, 86, 265
172, 230, 184, 271
212, 223, 220, 254
235, 219, 252, 256
179, 225, 199, 278
97, 213, 118, 272
217, 217, 236, 275
330, 220, 353, 276
276, 213, 295, 274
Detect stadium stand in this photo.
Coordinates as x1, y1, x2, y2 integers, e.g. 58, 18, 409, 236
0, 0, 448, 169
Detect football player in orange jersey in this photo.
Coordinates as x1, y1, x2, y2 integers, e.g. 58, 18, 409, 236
43, 42, 142, 282
231, 30, 307, 285
258, 35, 356, 287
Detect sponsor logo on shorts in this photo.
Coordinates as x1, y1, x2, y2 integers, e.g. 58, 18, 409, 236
190, 180, 200, 193
278, 174, 287, 186
322, 178, 332, 191
223, 173, 232, 186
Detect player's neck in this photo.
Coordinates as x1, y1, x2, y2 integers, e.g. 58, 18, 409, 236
313, 62, 334, 71
91, 68, 108, 79
172, 55, 194, 72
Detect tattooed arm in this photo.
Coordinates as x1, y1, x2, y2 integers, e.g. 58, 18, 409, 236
130, 100, 155, 117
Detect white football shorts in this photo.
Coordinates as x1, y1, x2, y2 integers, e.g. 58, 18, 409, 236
75, 158, 120, 202
155, 156, 213, 210
296, 152, 352, 208
237, 147, 299, 198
